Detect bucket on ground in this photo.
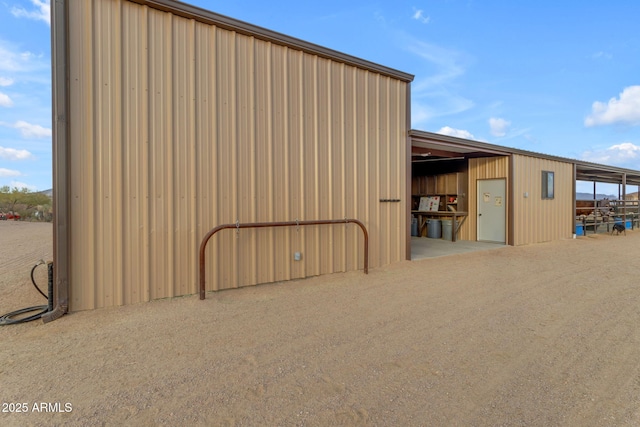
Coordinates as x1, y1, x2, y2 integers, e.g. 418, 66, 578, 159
441, 219, 452, 240
411, 216, 419, 237
575, 224, 584, 236
427, 219, 441, 239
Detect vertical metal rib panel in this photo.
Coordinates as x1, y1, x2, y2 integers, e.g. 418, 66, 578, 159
148, 8, 174, 300
464, 157, 509, 242
122, 1, 150, 304
171, 16, 196, 298
66, 0, 408, 310
512, 155, 573, 245
253, 38, 272, 285
68, 0, 95, 311
68, 0, 157, 308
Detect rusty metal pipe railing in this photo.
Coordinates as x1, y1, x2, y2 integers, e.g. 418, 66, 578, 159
199, 219, 369, 300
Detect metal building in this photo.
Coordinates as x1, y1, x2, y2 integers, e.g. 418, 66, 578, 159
48, 0, 412, 314
410, 130, 640, 247
48, 1, 640, 317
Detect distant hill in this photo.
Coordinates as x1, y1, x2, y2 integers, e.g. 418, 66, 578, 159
576, 191, 639, 200
38, 189, 53, 198
576, 192, 616, 200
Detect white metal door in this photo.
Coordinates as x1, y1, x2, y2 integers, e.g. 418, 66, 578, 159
477, 179, 506, 243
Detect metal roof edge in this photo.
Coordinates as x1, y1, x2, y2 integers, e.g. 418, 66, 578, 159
570, 158, 640, 175
410, 129, 640, 177
410, 129, 513, 156
128, 0, 415, 83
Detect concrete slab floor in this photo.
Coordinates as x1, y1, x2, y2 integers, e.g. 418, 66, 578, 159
410, 236, 505, 260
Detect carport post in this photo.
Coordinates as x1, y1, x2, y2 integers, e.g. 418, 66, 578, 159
623, 173, 627, 225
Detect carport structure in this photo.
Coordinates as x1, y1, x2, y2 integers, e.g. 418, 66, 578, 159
409, 130, 640, 247
574, 161, 640, 232
574, 161, 640, 200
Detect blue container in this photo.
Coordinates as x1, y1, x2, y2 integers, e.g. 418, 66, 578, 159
576, 225, 584, 236
614, 218, 632, 229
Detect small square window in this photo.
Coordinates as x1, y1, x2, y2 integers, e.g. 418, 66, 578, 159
542, 171, 554, 199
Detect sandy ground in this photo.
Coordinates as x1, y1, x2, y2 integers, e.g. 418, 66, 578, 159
1, 221, 640, 426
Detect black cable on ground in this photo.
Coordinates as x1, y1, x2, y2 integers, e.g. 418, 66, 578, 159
31, 260, 48, 299
0, 261, 50, 326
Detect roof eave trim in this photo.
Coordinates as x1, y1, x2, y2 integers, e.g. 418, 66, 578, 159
410, 130, 512, 156
410, 129, 640, 178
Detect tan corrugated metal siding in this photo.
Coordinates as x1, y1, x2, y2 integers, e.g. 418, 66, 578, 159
511, 154, 573, 245
461, 157, 509, 241
66, 0, 408, 311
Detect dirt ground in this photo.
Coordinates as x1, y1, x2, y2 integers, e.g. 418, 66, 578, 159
1, 221, 639, 426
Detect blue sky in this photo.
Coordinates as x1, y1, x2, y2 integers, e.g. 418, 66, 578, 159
1, 1, 639, 194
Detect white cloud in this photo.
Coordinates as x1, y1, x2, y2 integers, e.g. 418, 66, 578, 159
0, 91, 13, 107
408, 41, 466, 91
411, 103, 432, 126
0, 77, 14, 86
0, 41, 47, 74
591, 51, 612, 60
0, 168, 22, 177
412, 96, 474, 126
0, 146, 33, 160
1, 120, 52, 138
489, 117, 511, 137
11, 0, 50, 26
585, 86, 640, 127
406, 39, 474, 127
437, 126, 476, 140
9, 180, 38, 190
412, 9, 431, 24
581, 142, 640, 167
